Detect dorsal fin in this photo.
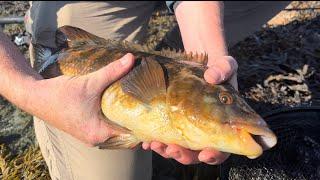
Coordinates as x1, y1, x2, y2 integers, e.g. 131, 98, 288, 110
120, 57, 166, 104
56, 25, 108, 48
56, 26, 156, 53
55, 26, 208, 65
155, 48, 209, 66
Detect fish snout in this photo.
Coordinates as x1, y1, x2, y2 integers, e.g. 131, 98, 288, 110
231, 120, 277, 159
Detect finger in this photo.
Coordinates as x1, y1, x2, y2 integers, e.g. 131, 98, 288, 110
198, 148, 230, 165
229, 73, 239, 91
103, 53, 135, 83
166, 144, 200, 165
150, 141, 170, 158
165, 144, 181, 159
204, 56, 238, 84
142, 142, 151, 150
87, 53, 135, 91
204, 66, 224, 84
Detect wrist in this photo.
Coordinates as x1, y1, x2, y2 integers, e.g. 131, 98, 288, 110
14, 77, 46, 116
24, 77, 73, 135
175, 1, 228, 66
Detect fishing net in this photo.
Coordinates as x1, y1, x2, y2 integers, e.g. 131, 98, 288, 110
221, 107, 320, 180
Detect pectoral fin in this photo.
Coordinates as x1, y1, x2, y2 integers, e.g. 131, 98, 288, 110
97, 134, 140, 149
120, 57, 167, 104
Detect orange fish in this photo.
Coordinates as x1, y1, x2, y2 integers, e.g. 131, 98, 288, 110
33, 26, 277, 159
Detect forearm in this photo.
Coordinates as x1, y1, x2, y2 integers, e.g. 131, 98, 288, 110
0, 31, 44, 115
0, 31, 82, 136
175, 1, 227, 66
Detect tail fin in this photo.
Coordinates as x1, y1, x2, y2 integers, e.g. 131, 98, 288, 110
32, 43, 58, 73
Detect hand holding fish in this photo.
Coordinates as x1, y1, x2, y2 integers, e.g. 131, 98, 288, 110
204, 56, 238, 90
142, 56, 238, 165
39, 53, 136, 146
1, 25, 277, 169
144, 1, 241, 165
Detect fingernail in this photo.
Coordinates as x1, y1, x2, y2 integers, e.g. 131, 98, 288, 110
206, 158, 217, 165
120, 54, 130, 65
142, 143, 150, 150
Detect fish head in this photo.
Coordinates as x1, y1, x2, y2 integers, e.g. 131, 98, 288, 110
167, 72, 277, 158
209, 83, 277, 158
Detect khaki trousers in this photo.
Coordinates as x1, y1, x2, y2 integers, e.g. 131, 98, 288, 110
26, 1, 290, 180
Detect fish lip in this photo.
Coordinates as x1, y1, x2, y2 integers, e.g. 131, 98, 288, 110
230, 121, 278, 151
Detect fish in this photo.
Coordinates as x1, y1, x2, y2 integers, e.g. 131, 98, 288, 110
32, 25, 277, 159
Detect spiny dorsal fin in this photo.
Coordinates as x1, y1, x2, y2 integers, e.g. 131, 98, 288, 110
186, 51, 209, 65
56, 25, 108, 48
55, 26, 151, 53
155, 48, 208, 66
55, 26, 208, 65
56, 25, 154, 54
120, 57, 166, 104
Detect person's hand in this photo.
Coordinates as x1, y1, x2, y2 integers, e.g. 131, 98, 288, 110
204, 55, 238, 90
34, 53, 135, 146
142, 56, 238, 165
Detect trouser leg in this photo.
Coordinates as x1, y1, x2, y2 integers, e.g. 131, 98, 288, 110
223, 1, 291, 47
27, 2, 157, 180
33, 117, 152, 180
156, 1, 291, 50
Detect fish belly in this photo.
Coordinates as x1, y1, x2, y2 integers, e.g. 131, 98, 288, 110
101, 82, 185, 145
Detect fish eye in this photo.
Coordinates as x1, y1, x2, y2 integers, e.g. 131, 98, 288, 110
219, 91, 233, 105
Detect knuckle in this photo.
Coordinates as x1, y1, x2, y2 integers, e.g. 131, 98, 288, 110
104, 64, 118, 82
105, 60, 126, 81
108, 62, 118, 74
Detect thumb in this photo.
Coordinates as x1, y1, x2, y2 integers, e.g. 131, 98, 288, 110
87, 53, 135, 92
204, 56, 238, 84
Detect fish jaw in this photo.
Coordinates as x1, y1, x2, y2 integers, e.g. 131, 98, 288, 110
191, 117, 277, 159
229, 121, 277, 159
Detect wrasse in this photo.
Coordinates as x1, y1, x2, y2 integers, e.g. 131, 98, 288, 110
32, 26, 277, 159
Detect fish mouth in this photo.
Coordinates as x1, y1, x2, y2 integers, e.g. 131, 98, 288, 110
231, 121, 277, 159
